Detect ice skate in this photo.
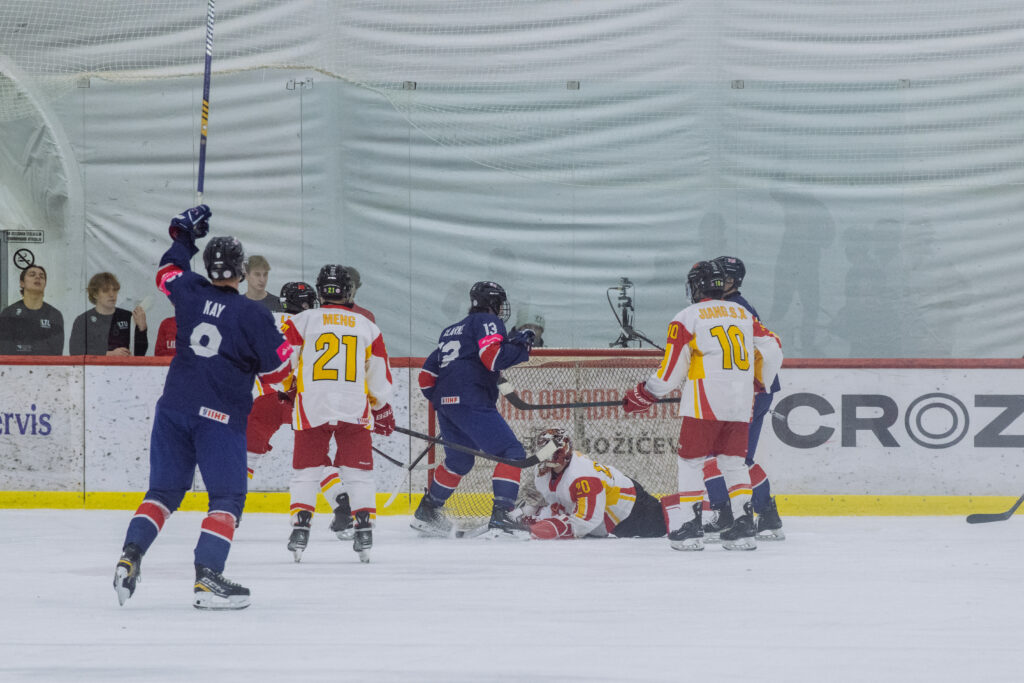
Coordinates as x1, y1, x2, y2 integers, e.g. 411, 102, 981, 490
113, 543, 143, 606
669, 503, 704, 551
193, 564, 251, 610
287, 510, 312, 562
755, 496, 786, 541
353, 510, 372, 563
410, 493, 454, 538
476, 505, 530, 541
701, 501, 734, 544
720, 502, 757, 551
330, 492, 354, 541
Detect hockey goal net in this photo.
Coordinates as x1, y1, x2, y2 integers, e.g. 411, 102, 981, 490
428, 349, 681, 531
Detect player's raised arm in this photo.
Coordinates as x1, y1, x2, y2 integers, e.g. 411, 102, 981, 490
156, 205, 211, 295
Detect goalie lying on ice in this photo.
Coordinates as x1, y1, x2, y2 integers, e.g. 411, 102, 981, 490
519, 428, 668, 539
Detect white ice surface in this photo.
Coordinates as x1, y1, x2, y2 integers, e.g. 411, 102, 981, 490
0, 511, 1021, 682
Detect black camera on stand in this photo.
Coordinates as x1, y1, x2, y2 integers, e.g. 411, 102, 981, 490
607, 277, 663, 350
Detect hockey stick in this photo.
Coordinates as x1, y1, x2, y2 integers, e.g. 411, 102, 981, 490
372, 446, 404, 468
497, 376, 679, 411
393, 426, 540, 469
196, 0, 216, 203
381, 443, 432, 509
966, 493, 1024, 524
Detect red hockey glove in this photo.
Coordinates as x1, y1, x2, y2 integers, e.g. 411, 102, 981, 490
529, 515, 574, 540
372, 404, 395, 436
622, 382, 657, 414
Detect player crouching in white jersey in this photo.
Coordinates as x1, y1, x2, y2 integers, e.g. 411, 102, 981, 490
280, 265, 395, 563
622, 260, 782, 551
520, 428, 668, 539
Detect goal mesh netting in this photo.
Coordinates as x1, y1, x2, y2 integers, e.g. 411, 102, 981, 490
428, 350, 682, 531
3, 1, 1023, 187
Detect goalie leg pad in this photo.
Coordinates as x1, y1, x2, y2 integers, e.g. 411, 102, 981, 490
530, 516, 574, 540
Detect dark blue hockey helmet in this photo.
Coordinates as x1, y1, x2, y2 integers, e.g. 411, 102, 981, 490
713, 255, 745, 290
469, 281, 510, 322
203, 236, 246, 282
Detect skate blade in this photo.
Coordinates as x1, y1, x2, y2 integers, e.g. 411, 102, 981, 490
702, 534, 722, 544
291, 548, 304, 563
335, 529, 355, 541
474, 527, 530, 541
193, 594, 251, 610
756, 530, 786, 541
670, 540, 704, 551
357, 550, 370, 563
410, 519, 455, 538
113, 567, 132, 605
722, 540, 757, 551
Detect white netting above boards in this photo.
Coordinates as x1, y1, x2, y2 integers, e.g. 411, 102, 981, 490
426, 350, 680, 531
2, 1, 1023, 186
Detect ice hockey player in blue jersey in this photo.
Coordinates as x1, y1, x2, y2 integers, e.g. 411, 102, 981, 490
113, 205, 293, 610
701, 255, 785, 542
413, 281, 536, 538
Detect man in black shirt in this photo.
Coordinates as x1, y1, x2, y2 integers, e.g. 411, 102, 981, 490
70, 272, 148, 356
0, 265, 64, 355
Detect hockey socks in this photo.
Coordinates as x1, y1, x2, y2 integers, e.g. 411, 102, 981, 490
193, 511, 236, 573
123, 498, 171, 555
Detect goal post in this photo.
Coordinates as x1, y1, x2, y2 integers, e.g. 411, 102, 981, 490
428, 349, 681, 530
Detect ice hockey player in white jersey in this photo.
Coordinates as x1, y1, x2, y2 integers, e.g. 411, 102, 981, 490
280, 265, 394, 562
522, 428, 667, 539
622, 260, 782, 551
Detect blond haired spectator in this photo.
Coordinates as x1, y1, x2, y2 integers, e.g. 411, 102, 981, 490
70, 272, 148, 356
244, 255, 282, 312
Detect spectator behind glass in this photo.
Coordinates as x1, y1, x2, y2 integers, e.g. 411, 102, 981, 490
0, 265, 65, 355
70, 272, 149, 356
244, 254, 283, 312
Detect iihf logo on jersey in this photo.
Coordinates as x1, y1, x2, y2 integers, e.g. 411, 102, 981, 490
441, 396, 460, 405
199, 406, 229, 424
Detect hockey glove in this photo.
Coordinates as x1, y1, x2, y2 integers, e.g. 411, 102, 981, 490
372, 404, 395, 436
530, 515, 574, 540
508, 328, 536, 349
622, 381, 657, 414
168, 204, 211, 243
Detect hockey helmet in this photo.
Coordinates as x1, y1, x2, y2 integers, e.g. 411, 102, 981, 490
535, 428, 574, 476
469, 280, 511, 322
685, 260, 726, 303
713, 255, 746, 290
280, 281, 319, 314
203, 236, 246, 282
316, 264, 354, 303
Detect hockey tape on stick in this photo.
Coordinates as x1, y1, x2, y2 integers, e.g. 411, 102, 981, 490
966, 492, 1024, 524
394, 426, 539, 468
196, 0, 216, 202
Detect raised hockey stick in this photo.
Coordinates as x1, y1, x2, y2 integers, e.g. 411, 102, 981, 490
497, 376, 679, 410
394, 426, 541, 469
196, 0, 216, 202
965, 493, 1024, 524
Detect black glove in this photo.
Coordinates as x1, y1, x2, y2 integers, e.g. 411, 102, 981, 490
508, 328, 536, 349
168, 205, 211, 243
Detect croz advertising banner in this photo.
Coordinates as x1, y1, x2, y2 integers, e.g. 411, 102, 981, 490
1, 359, 1021, 496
